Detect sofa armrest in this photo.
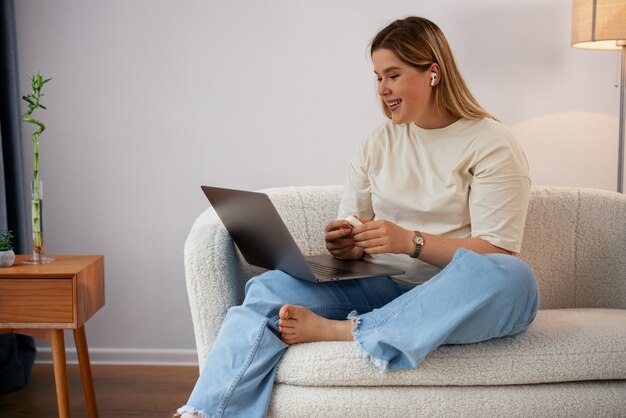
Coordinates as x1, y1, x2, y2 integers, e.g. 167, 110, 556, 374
520, 186, 626, 309
184, 207, 264, 368
184, 185, 343, 368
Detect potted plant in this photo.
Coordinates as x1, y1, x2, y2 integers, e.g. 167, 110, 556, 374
0, 230, 15, 267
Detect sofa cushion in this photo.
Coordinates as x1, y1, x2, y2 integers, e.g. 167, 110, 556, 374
275, 309, 626, 386
269, 381, 626, 418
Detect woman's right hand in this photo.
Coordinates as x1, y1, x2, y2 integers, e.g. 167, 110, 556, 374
324, 220, 364, 260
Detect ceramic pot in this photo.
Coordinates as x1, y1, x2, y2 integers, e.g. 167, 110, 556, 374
0, 250, 15, 267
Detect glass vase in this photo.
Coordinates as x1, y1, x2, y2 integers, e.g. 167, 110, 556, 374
23, 180, 54, 264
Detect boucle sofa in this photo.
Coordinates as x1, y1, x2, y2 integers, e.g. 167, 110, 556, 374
184, 185, 626, 417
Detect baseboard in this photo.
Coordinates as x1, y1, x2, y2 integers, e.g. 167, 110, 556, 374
35, 347, 199, 366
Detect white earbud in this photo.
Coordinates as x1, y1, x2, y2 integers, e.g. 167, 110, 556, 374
430, 72, 437, 86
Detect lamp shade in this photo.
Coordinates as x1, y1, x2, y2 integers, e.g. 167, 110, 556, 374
572, 0, 626, 50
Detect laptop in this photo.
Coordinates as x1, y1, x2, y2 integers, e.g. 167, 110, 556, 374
201, 186, 404, 282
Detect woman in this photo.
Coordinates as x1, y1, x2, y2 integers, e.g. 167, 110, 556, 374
177, 16, 539, 418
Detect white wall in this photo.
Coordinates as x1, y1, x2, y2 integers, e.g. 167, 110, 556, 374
15, 0, 623, 364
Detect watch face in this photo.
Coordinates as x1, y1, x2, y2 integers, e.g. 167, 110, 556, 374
413, 235, 424, 246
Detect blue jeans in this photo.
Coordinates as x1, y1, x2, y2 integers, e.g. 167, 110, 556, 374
177, 249, 540, 418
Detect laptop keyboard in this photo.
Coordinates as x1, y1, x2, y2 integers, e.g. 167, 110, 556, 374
307, 261, 354, 278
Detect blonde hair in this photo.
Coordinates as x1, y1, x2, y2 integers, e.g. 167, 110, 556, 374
371, 16, 497, 121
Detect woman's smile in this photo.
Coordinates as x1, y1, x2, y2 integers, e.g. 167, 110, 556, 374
386, 98, 402, 112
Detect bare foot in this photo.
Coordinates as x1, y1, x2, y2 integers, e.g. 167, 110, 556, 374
278, 304, 353, 344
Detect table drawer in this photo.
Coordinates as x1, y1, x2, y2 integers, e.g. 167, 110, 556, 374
0, 279, 74, 324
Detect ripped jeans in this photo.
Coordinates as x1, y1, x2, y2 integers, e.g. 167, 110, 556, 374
177, 249, 540, 418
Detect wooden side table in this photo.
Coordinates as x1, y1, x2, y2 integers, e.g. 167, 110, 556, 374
0, 255, 105, 418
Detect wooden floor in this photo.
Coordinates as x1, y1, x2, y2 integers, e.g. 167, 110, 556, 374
0, 363, 199, 418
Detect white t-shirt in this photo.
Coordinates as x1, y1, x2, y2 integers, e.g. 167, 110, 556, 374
338, 118, 531, 285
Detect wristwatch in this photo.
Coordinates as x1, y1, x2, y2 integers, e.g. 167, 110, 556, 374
411, 231, 424, 258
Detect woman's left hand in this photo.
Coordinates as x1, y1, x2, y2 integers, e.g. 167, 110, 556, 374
352, 220, 414, 255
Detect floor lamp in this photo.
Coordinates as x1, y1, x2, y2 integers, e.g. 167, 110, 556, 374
571, 0, 626, 193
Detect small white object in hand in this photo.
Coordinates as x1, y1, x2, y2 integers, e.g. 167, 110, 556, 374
344, 215, 363, 228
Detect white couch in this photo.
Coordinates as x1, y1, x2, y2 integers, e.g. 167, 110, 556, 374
184, 185, 626, 417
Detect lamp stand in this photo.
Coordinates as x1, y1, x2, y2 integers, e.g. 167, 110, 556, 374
617, 42, 626, 193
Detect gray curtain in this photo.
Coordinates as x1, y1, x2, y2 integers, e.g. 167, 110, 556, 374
0, 0, 27, 246
0, 0, 36, 394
